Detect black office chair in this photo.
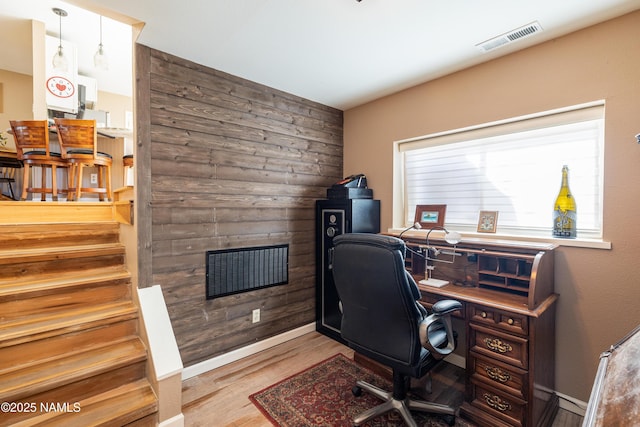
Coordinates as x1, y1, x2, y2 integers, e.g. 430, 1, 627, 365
331, 233, 462, 427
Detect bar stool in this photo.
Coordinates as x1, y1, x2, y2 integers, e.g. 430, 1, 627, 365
10, 120, 68, 201
55, 118, 113, 201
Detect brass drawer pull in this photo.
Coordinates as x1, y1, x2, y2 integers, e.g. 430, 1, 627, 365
483, 393, 511, 412
485, 366, 511, 383
481, 311, 488, 318
507, 318, 514, 325
484, 337, 513, 353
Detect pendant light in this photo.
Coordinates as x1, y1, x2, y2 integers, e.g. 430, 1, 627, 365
94, 15, 108, 70
52, 8, 68, 72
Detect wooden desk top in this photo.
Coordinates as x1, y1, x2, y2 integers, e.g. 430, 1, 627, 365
415, 276, 558, 317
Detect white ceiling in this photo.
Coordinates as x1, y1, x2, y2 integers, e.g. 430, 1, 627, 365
3, 0, 640, 110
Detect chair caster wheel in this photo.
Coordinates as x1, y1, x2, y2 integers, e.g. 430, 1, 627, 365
352, 385, 362, 396
441, 414, 455, 426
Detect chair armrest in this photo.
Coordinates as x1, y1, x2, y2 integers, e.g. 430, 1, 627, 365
419, 299, 462, 360
431, 299, 462, 315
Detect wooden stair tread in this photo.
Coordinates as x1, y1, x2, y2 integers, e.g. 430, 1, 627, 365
0, 267, 131, 298
9, 380, 156, 427
0, 301, 138, 347
0, 243, 125, 265
0, 337, 147, 401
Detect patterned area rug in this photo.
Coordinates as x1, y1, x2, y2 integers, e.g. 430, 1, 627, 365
249, 353, 473, 427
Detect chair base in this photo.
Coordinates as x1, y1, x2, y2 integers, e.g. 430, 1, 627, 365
66, 187, 112, 202
21, 188, 68, 202
21, 163, 68, 202
66, 162, 112, 202
353, 380, 455, 427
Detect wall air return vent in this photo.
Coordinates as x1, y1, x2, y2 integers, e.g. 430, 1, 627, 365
206, 244, 289, 299
476, 21, 543, 52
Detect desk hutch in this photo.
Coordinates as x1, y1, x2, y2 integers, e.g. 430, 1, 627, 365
401, 234, 558, 427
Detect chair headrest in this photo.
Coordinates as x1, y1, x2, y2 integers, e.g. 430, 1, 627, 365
333, 233, 405, 252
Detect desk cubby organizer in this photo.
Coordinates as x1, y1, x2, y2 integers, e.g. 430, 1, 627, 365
403, 239, 554, 311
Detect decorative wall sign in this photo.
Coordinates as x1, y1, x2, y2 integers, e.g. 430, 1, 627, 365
46, 76, 75, 98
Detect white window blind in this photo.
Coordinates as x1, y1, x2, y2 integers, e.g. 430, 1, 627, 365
398, 103, 605, 239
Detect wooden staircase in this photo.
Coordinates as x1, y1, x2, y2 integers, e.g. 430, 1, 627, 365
0, 221, 157, 426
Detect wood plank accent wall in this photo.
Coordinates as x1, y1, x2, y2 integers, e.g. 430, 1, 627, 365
135, 45, 343, 367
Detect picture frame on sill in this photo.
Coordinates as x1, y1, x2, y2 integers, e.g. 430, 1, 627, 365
414, 204, 446, 228
477, 210, 498, 233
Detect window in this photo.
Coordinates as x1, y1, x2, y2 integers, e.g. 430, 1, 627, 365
396, 102, 605, 240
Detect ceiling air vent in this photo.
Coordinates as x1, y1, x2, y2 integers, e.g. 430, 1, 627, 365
476, 21, 543, 52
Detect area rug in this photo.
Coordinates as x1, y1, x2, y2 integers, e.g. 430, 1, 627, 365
249, 353, 473, 427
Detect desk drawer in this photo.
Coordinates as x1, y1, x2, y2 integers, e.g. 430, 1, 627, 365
469, 352, 527, 400
469, 379, 526, 427
469, 304, 528, 336
470, 323, 528, 369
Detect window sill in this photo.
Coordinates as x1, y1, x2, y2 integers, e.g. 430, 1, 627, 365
388, 228, 611, 250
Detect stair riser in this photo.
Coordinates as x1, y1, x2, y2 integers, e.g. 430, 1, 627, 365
1, 362, 147, 425
0, 266, 130, 290
0, 282, 132, 322
0, 273, 131, 302
0, 320, 138, 375
0, 254, 125, 280
0, 306, 138, 349
0, 338, 147, 402
115, 412, 158, 427
0, 231, 120, 250
0, 203, 115, 224
0, 222, 119, 244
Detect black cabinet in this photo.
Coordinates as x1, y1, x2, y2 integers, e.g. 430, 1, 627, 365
315, 198, 380, 342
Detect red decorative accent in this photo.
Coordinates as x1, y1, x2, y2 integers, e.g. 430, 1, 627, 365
46, 76, 75, 98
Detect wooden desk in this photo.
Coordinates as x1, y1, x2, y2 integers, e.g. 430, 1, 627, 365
402, 235, 559, 427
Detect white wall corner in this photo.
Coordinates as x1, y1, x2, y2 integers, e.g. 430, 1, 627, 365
137, 285, 184, 423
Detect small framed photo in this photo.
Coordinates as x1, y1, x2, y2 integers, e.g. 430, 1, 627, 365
414, 205, 446, 228
477, 210, 498, 233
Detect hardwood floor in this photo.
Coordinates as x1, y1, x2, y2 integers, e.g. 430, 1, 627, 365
182, 331, 583, 427
182, 332, 352, 427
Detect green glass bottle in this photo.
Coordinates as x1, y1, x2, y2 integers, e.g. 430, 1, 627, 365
553, 165, 577, 238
